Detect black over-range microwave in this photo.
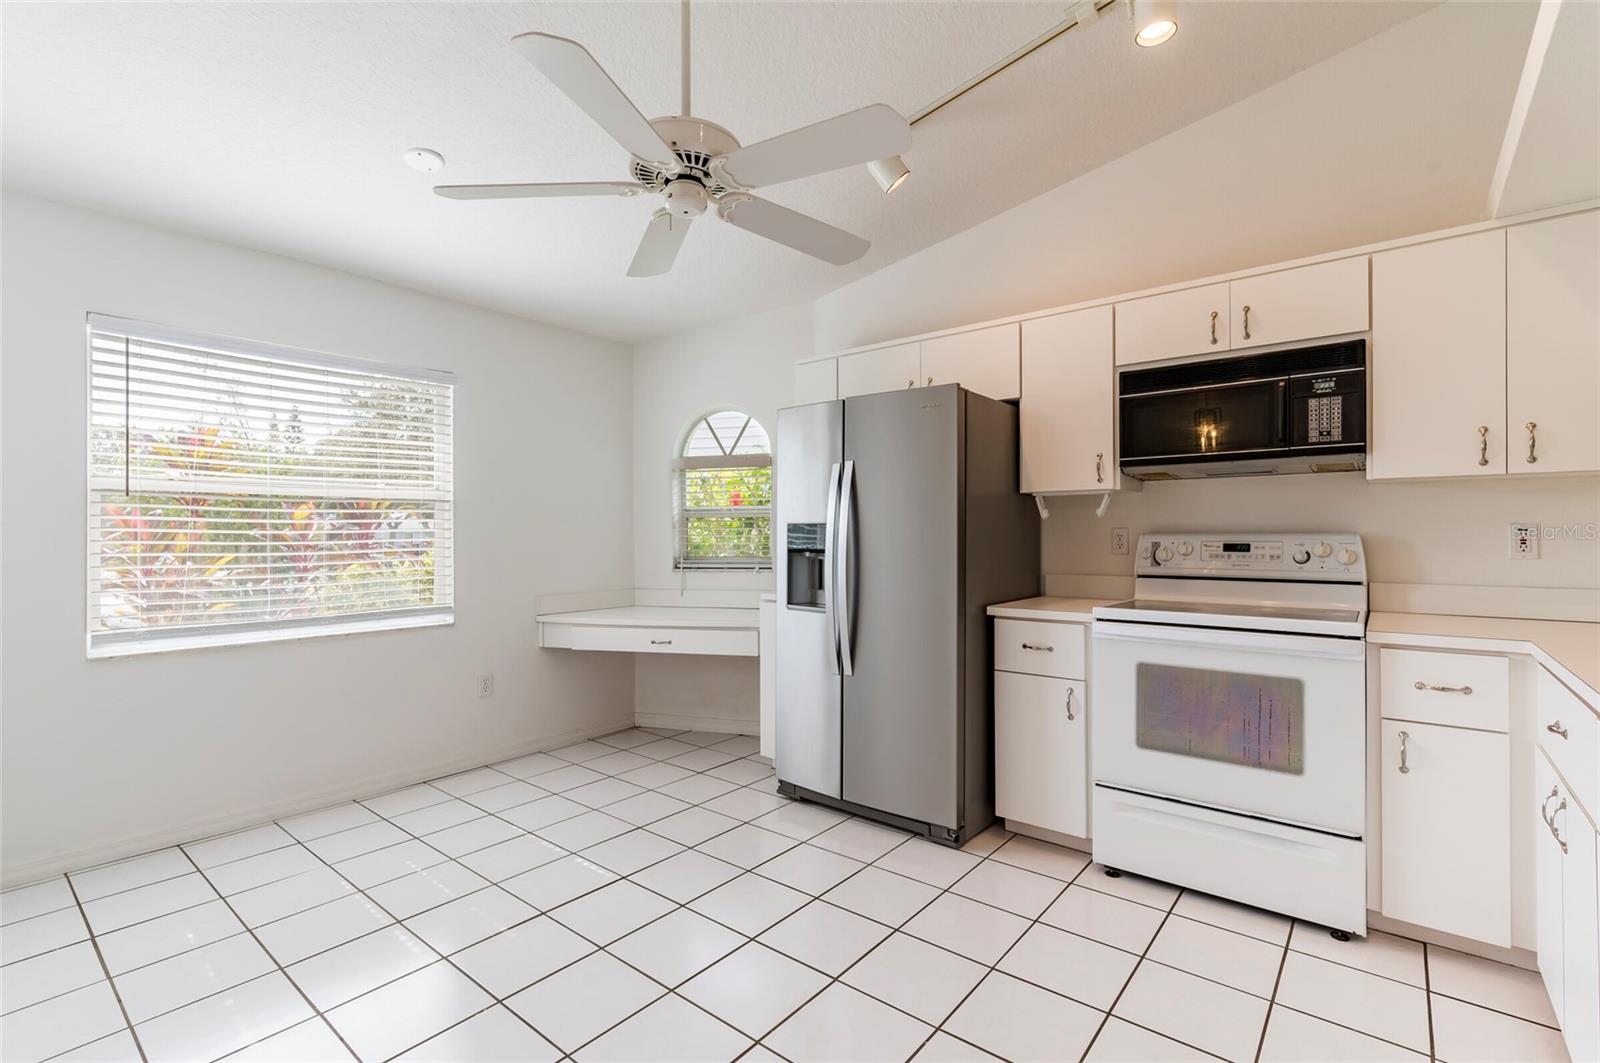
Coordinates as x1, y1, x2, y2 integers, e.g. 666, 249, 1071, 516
1118, 340, 1366, 480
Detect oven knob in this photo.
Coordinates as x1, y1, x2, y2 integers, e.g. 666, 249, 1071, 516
1338, 548, 1359, 565
1292, 548, 1311, 565
1156, 545, 1174, 563
1314, 542, 1333, 558
1176, 542, 1194, 557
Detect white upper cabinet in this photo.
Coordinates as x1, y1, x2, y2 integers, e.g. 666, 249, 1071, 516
1508, 211, 1600, 475
1115, 282, 1230, 366
837, 341, 920, 398
1020, 306, 1116, 494
1369, 230, 1507, 480
920, 323, 1020, 400
1230, 257, 1369, 351
793, 359, 838, 405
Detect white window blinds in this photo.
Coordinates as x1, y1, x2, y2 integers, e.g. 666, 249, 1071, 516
87, 315, 454, 655
674, 411, 772, 571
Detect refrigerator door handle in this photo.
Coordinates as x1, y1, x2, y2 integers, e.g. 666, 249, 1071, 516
823, 461, 842, 676
837, 459, 856, 677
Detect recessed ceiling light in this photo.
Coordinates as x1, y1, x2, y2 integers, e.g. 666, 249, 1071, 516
403, 148, 446, 173
1131, 0, 1178, 47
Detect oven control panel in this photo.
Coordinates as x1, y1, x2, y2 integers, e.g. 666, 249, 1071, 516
1135, 534, 1365, 579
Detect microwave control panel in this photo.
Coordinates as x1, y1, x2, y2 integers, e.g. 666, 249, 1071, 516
1135, 533, 1365, 580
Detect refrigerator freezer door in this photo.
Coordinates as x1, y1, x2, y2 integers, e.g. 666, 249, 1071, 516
840, 386, 962, 830
776, 401, 845, 799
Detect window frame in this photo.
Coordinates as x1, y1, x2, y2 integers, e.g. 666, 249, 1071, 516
84, 313, 455, 658
673, 410, 773, 572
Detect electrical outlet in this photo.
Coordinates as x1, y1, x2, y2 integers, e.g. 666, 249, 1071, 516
1111, 527, 1130, 555
1509, 522, 1540, 559
478, 673, 494, 698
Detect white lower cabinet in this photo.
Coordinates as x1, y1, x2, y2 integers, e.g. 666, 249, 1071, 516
994, 671, 1088, 837
1380, 718, 1512, 945
1536, 750, 1567, 1028
1535, 737, 1600, 1063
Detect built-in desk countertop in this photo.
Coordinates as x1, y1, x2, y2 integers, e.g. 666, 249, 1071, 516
536, 606, 758, 657
986, 597, 1124, 623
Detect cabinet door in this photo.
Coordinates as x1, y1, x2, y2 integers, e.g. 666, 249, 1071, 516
1115, 283, 1230, 365
1508, 210, 1600, 475
1370, 230, 1507, 479
1563, 800, 1600, 1063
1020, 307, 1115, 493
837, 342, 919, 398
1230, 257, 1370, 351
1535, 751, 1567, 1027
1381, 720, 1511, 944
920, 324, 1020, 400
995, 670, 1088, 837
793, 359, 838, 405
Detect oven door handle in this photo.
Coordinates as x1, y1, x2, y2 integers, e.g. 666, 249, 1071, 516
1091, 620, 1367, 661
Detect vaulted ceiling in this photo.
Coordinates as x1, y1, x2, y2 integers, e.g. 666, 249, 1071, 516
4, 2, 1449, 341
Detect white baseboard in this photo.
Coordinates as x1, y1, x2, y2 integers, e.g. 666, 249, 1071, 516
1366, 911, 1538, 971
634, 710, 757, 736
1, 714, 633, 891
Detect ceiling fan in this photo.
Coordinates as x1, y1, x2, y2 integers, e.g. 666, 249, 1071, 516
434, 1, 911, 277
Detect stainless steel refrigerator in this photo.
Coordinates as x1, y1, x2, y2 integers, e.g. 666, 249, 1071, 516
774, 385, 1039, 847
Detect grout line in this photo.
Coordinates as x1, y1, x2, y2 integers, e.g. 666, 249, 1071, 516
1076, 877, 1183, 1062
61, 874, 149, 1063
1252, 918, 1294, 1062
1424, 942, 1438, 1061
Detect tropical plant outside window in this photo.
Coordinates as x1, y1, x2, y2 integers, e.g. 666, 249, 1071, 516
675, 410, 772, 570
87, 316, 453, 654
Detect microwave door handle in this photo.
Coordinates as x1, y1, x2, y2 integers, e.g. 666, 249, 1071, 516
823, 461, 842, 676
836, 460, 856, 677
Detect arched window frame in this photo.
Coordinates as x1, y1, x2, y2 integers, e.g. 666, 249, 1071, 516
673, 410, 773, 571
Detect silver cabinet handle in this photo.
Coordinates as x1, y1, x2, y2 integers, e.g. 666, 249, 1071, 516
1414, 681, 1472, 695
1210, 310, 1219, 345
906, 378, 915, 388
1547, 720, 1569, 739
1525, 421, 1538, 464
1020, 642, 1054, 653
1478, 425, 1489, 466
649, 639, 673, 645
1397, 729, 1410, 774
1096, 452, 1104, 484
1242, 304, 1252, 341
1065, 687, 1076, 721
926, 376, 934, 386
1549, 795, 1569, 854
1541, 785, 1560, 822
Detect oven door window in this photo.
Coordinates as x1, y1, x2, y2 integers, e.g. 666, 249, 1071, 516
1119, 380, 1286, 461
1135, 662, 1305, 774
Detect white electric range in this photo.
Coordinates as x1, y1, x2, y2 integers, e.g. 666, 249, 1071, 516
1090, 533, 1369, 935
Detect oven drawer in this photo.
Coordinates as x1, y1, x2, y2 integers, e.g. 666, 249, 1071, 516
1092, 785, 1366, 934
995, 620, 1086, 680
1379, 649, 1509, 732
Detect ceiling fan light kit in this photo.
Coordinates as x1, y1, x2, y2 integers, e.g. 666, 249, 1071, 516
435, 1, 911, 278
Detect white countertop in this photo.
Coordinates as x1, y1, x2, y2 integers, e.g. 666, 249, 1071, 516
986, 596, 1123, 622
1367, 611, 1600, 712
535, 606, 758, 630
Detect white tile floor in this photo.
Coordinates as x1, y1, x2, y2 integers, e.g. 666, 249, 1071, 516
0, 727, 1573, 1063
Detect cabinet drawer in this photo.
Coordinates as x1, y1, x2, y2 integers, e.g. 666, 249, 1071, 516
1538, 667, 1599, 818
544, 623, 756, 657
1379, 648, 1509, 731
995, 619, 1086, 679
995, 672, 1088, 837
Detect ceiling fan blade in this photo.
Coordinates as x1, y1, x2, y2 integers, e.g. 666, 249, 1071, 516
716, 104, 911, 190
717, 196, 869, 266
434, 182, 644, 200
628, 210, 692, 277
512, 32, 680, 173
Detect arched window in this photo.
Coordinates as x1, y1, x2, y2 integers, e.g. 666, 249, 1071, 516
675, 410, 772, 570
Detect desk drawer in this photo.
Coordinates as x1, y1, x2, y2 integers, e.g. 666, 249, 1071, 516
544, 624, 756, 657
995, 619, 1086, 680
1379, 648, 1509, 731
1538, 667, 1598, 818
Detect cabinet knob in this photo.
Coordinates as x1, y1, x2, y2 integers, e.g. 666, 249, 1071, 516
1547, 720, 1569, 739
927, 376, 934, 386
1020, 642, 1054, 653
1210, 310, 1219, 345
1525, 422, 1538, 464
1064, 686, 1076, 721
1414, 681, 1472, 695
1478, 425, 1489, 467
1242, 304, 1252, 341
906, 379, 915, 388
1397, 729, 1410, 774
1096, 452, 1104, 484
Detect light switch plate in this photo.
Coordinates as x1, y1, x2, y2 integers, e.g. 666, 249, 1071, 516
1508, 522, 1540, 559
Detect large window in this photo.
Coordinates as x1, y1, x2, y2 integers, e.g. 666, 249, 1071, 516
674, 410, 772, 570
87, 315, 453, 655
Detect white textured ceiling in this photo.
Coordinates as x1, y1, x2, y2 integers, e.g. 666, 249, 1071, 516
3, 1, 1434, 342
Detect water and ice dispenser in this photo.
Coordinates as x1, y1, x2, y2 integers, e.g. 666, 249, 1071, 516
785, 523, 828, 609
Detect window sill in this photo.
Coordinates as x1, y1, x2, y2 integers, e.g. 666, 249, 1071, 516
87, 611, 454, 659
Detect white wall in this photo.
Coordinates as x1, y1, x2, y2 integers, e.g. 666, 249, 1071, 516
812, 1, 1531, 353
629, 303, 811, 730
0, 195, 638, 884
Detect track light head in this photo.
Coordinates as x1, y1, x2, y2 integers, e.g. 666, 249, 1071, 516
867, 155, 911, 194
1130, 0, 1178, 47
